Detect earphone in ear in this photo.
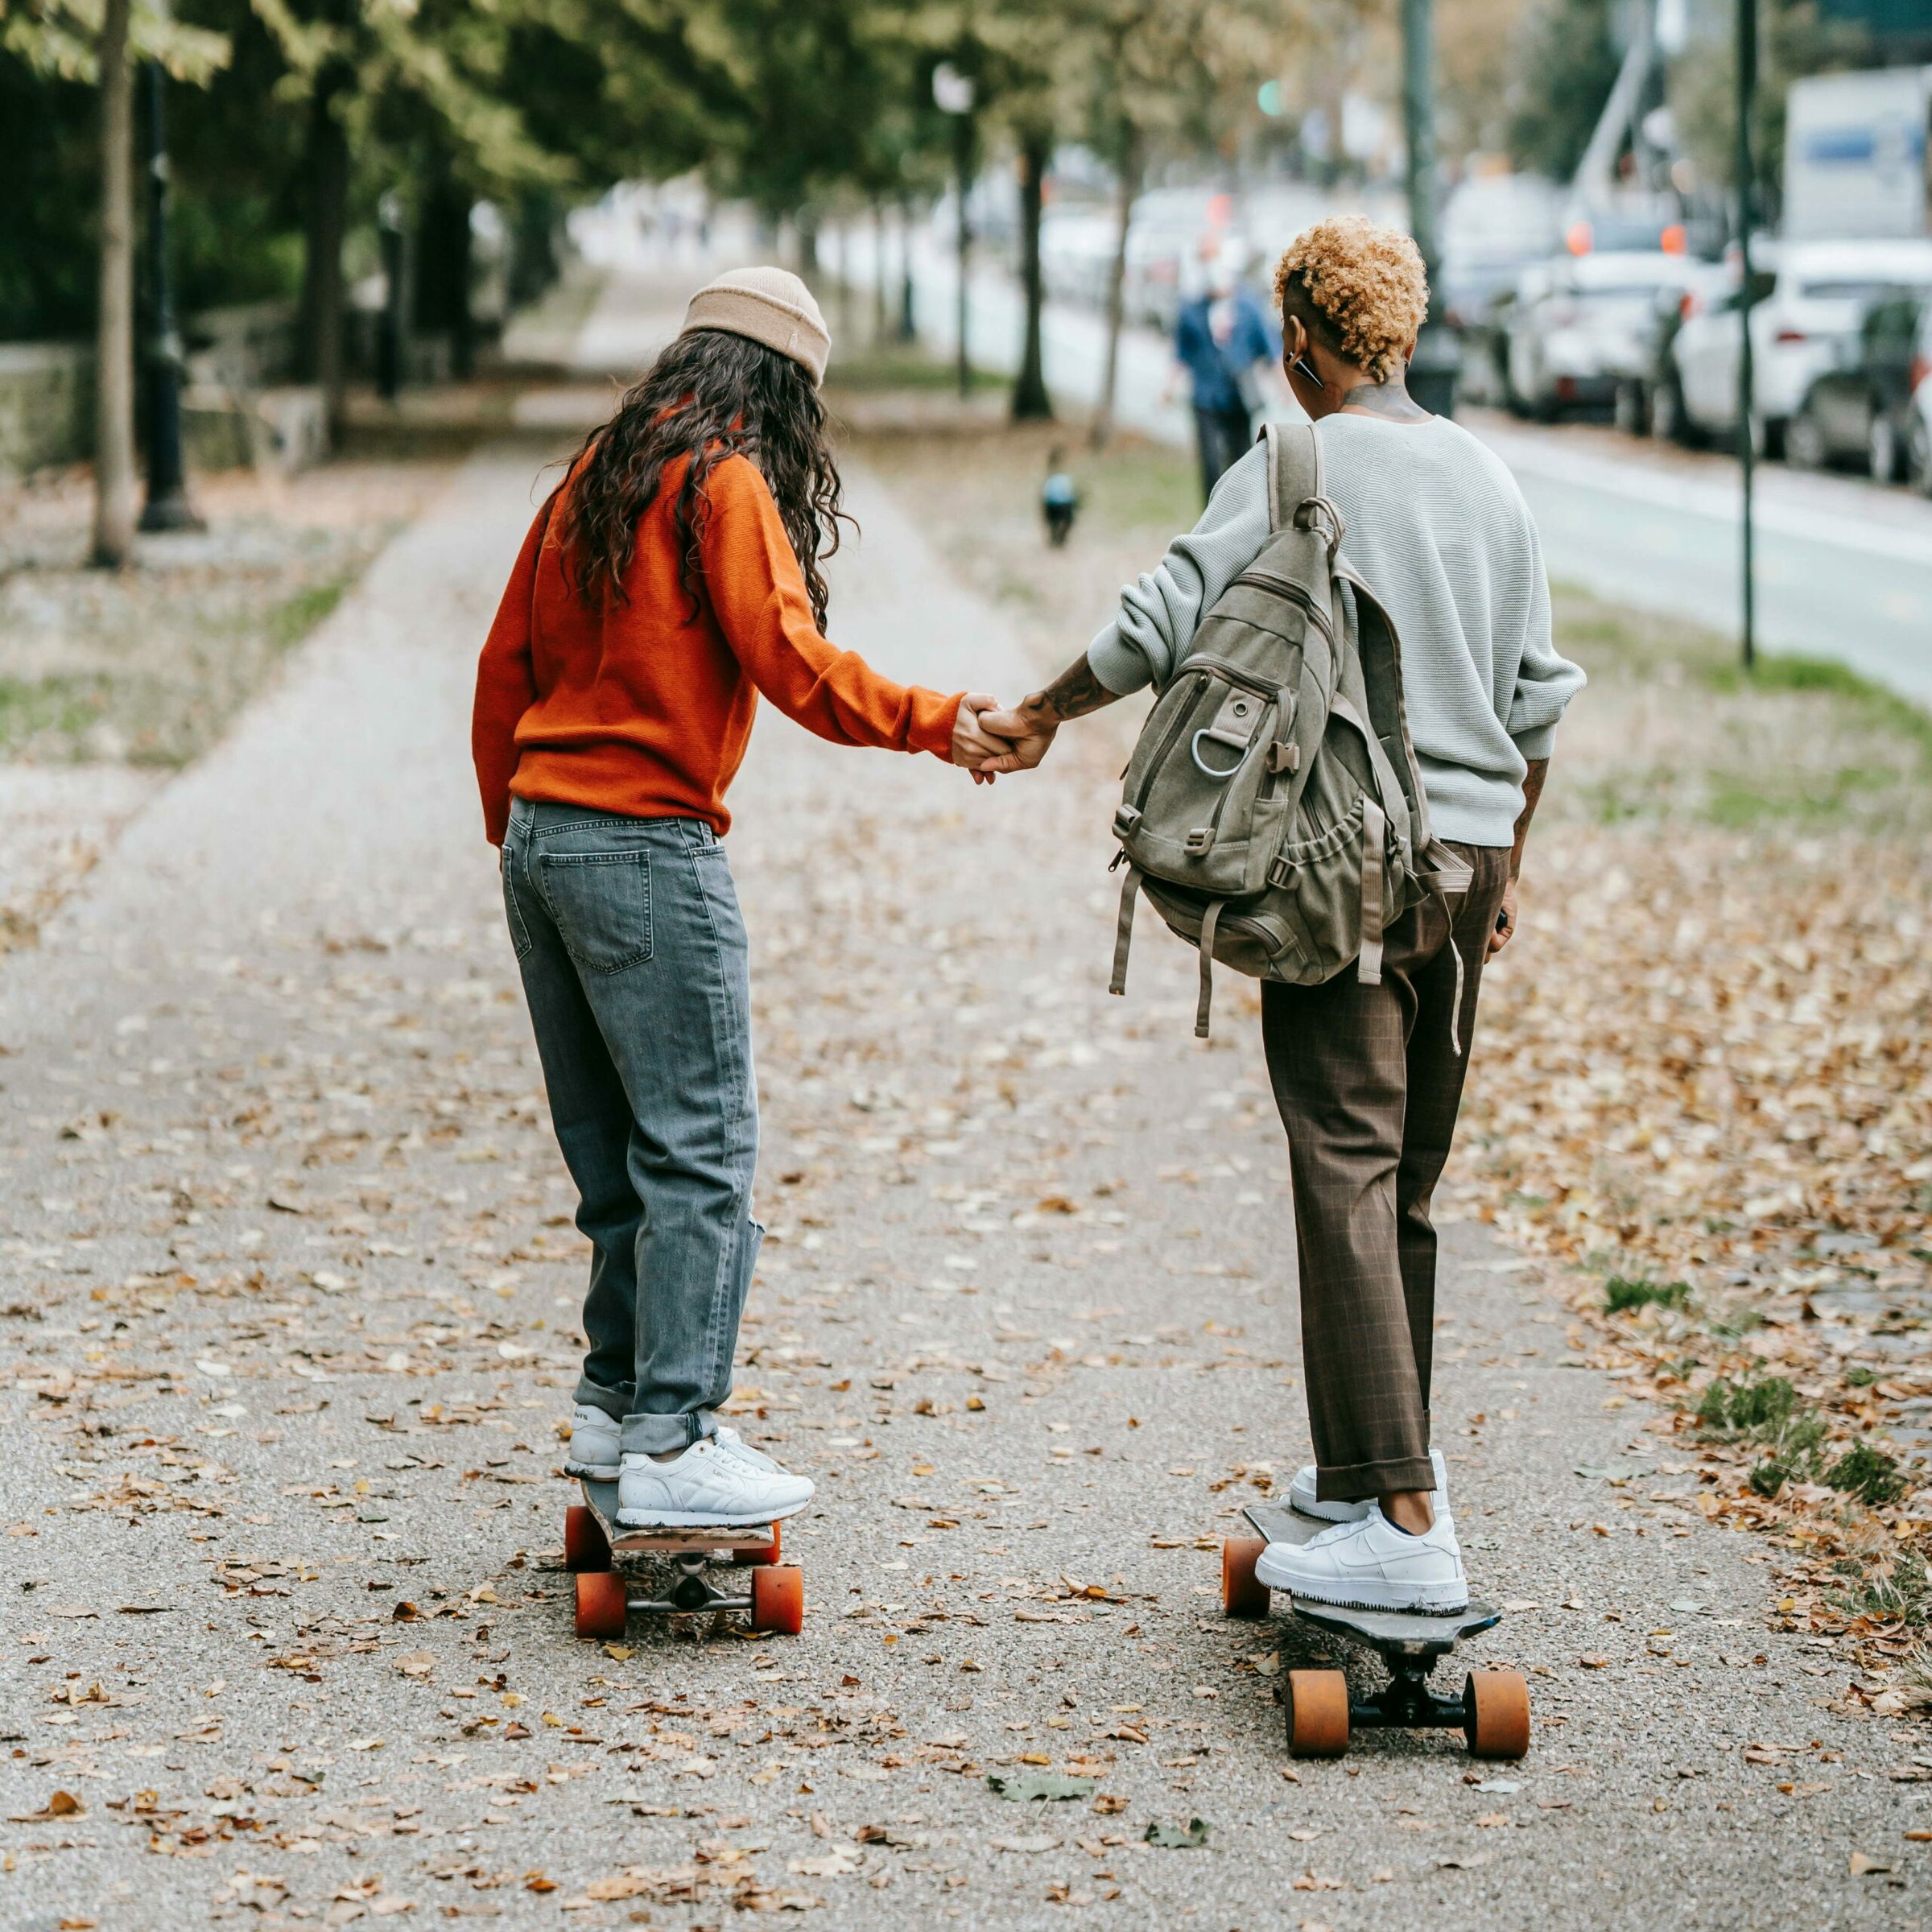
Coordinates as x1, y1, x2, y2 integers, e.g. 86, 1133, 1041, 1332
1289, 351, 1325, 390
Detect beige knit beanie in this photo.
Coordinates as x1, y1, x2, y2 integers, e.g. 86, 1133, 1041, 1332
679, 266, 831, 386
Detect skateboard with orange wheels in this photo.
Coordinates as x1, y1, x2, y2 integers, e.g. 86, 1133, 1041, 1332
563, 1479, 804, 1641
1222, 1501, 1528, 1761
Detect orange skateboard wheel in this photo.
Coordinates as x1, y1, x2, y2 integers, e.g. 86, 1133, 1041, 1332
1286, 1669, 1351, 1757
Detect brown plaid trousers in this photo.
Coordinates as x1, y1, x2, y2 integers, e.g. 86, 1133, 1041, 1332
1259, 842, 1511, 1502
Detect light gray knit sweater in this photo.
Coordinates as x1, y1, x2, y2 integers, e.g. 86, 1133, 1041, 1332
1087, 416, 1586, 848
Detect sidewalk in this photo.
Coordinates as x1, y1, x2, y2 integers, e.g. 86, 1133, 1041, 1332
0, 275, 1925, 1930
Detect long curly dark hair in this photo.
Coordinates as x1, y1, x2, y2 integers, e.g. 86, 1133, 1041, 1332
556, 328, 849, 630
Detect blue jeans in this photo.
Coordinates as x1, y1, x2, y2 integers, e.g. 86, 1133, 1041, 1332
502, 799, 762, 1456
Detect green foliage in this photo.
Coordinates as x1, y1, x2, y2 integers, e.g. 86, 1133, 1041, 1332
1824, 1443, 1906, 1509
1843, 1365, 1879, 1388
1830, 1552, 1931, 1627
1697, 1373, 1799, 1435
1604, 1275, 1691, 1314
0, 54, 96, 337
266, 576, 349, 652
1506, 0, 1620, 180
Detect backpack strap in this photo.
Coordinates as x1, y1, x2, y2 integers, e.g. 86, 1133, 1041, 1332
1356, 798, 1386, 986
1195, 898, 1224, 1038
1265, 421, 1319, 535
1108, 864, 1141, 997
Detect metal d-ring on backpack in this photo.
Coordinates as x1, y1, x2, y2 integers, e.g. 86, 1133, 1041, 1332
1108, 420, 1473, 1039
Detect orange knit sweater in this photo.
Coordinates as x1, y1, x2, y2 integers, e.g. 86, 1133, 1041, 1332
472, 452, 962, 844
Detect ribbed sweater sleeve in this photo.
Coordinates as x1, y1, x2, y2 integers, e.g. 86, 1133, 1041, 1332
702, 456, 962, 759
471, 490, 553, 845
1086, 443, 1270, 696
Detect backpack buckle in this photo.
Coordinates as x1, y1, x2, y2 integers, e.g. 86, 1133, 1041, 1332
1267, 854, 1296, 889
1267, 741, 1300, 775
1113, 803, 1143, 839
1184, 827, 1216, 855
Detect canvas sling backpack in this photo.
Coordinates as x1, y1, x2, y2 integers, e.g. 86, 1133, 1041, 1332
1108, 421, 1474, 1038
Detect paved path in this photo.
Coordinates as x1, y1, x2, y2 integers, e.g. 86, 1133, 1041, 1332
1, 289, 1927, 1930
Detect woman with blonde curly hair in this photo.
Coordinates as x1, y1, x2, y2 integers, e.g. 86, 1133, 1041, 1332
980, 216, 1584, 1612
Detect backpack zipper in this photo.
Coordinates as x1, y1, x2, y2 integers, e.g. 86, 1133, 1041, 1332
1224, 571, 1336, 642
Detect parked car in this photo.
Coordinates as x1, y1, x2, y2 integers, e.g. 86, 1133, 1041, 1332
1501, 248, 1708, 420
1670, 237, 1932, 456
1784, 290, 1932, 480
1607, 260, 1734, 437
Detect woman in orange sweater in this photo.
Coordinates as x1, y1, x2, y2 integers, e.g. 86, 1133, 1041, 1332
473, 268, 1009, 1530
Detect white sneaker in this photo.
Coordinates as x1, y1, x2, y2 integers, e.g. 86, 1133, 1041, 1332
1254, 1503, 1468, 1614
615, 1431, 815, 1529
1288, 1447, 1449, 1523
563, 1404, 622, 1480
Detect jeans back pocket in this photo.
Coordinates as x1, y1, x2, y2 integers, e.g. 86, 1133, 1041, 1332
538, 850, 654, 975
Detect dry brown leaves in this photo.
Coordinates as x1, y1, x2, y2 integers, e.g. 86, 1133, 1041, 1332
1455, 819, 1932, 1637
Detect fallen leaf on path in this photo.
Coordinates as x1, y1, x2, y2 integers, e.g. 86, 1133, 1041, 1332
987, 1773, 1094, 1802
1145, 1818, 1212, 1849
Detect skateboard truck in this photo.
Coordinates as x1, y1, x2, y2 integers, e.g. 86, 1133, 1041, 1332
1223, 1502, 1530, 1761
564, 1480, 804, 1640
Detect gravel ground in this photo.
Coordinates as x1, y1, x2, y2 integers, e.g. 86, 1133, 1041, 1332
1, 287, 1928, 1931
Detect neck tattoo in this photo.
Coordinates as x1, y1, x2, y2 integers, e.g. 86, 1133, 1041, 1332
1339, 381, 1432, 422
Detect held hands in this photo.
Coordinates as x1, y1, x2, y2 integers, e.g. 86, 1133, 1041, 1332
952, 695, 1019, 785
970, 700, 1058, 776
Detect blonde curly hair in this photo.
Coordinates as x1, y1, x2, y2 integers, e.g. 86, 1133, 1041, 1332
1272, 217, 1429, 385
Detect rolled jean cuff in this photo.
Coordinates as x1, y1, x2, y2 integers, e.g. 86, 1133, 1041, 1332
621, 1407, 718, 1458
1316, 1455, 1435, 1503
574, 1376, 632, 1423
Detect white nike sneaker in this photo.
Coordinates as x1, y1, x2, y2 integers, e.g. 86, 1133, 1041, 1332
563, 1404, 622, 1480
615, 1432, 815, 1529
1254, 1503, 1468, 1614
1288, 1447, 1449, 1524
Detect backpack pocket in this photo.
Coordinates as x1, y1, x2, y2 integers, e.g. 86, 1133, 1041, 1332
1117, 661, 1290, 897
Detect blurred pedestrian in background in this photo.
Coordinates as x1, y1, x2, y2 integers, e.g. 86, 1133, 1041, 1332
1042, 447, 1079, 547
1169, 242, 1281, 502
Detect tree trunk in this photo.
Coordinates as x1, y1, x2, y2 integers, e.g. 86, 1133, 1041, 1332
897, 196, 916, 341
1011, 128, 1053, 421
299, 66, 351, 430
416, 167, 475, 379
90, 0, 136, 569
1090, 126, 1141, 451
795, 209, 820, 283
508, 191, 559, 310
872, 200, 889, 345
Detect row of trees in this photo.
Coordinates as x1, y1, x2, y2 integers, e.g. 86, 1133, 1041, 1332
3, 0, 1348, 563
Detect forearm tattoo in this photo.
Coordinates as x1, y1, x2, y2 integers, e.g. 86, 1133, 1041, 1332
1511, 757, 1550, 878
1024, 654, 1121, 724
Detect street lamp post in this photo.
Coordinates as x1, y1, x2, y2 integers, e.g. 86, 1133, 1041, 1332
138, 58, 203, 534
1735, 0, 1757, 671
933, 61, 975, 400
1400, 0, 1460, 415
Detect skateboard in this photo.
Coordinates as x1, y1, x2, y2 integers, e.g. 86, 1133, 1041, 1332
1221, 1501, 1529, 1761
563, 1478, 804, 1640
